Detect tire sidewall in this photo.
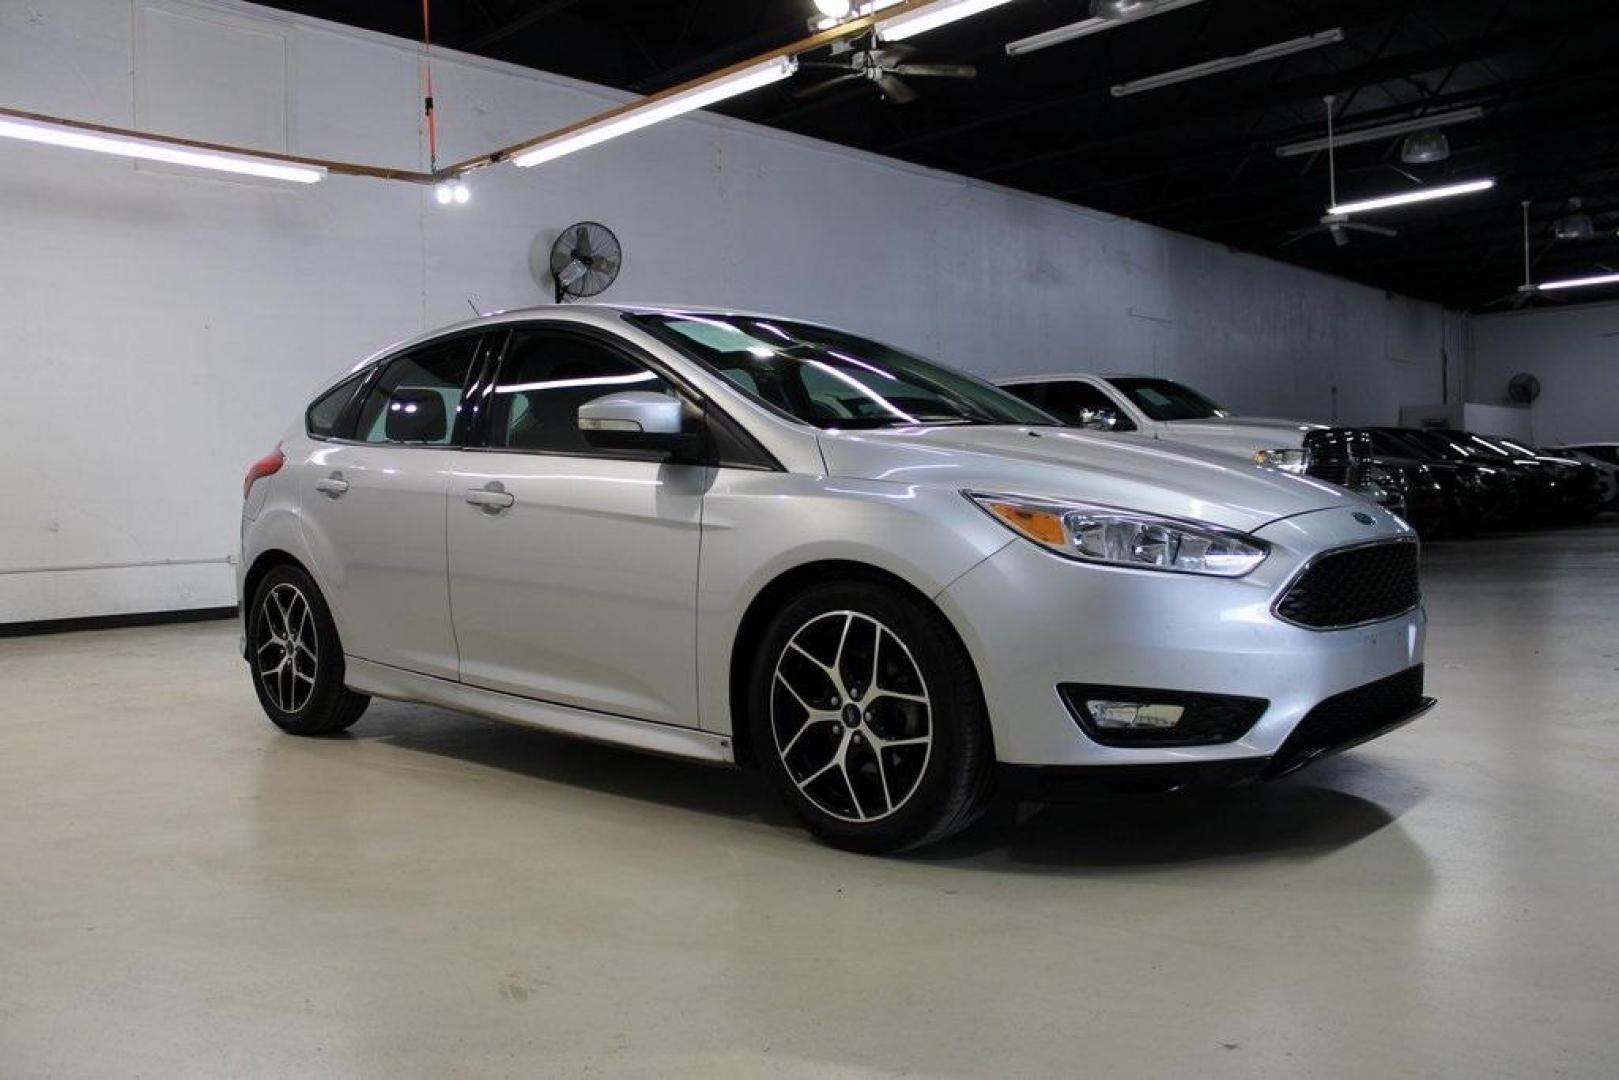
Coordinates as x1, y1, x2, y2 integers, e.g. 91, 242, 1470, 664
748, 582, 989, 853
247, 564, 354, 735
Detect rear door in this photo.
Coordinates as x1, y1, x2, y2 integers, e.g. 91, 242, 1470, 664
445, 323, 707, 726
297, 332, 489, 680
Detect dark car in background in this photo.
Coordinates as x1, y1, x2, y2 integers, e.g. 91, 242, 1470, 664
1303, 428, 1452, 536
1364, 428, 1518, 532
1374, 429, 1545, 528
1558, 444, 1619, 511
1438, 431, 1603, 522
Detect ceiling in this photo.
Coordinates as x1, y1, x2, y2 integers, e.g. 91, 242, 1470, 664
259, 0, 1619, 312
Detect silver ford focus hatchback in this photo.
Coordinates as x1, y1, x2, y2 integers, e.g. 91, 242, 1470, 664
240, 305, 1432, 852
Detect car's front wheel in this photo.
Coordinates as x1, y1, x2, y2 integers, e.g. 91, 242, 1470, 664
748, 582, 994, 853
248, 564, 369, 736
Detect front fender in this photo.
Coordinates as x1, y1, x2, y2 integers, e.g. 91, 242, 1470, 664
694, 471, 1012, 737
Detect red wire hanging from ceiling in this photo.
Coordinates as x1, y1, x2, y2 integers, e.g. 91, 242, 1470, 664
422, 0, 438, 172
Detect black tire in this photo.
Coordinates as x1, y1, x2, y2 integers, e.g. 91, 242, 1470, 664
247, 564, 369, 736
747, 581, 995, 853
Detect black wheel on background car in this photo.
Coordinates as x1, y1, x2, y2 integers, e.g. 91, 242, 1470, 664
248, 564, 369, 736
748, 581, 995, 853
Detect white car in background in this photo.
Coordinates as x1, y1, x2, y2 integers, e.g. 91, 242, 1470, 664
998, 373, 1327, 472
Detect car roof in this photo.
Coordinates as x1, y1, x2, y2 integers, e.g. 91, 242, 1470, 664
996, 372, 1142, 384
344, 302, 868, 374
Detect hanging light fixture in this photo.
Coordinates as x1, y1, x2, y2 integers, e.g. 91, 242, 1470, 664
1092, 0, 1158, 16
877, 0, 1018, 42
1007, 0, 1207, 54
1328, 178, 1496, 217
0, 113, 326, 183
1553, 198, 1595, 241
510, 56, 797, 168
1398, 128, 1450, 165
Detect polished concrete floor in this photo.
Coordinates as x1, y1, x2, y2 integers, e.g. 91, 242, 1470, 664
3, 525, 1617, 1078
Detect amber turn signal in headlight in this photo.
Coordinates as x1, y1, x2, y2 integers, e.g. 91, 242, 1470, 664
968, 492, 1269, 577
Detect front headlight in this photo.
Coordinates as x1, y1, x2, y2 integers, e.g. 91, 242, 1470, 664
1253, 448, 1308, 473
967, 492, 1268, 577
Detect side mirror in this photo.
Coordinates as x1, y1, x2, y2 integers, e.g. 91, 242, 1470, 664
1079, 408, 1122, 432
578, 391, 703, 460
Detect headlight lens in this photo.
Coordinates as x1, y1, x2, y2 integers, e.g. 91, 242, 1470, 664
1253, 448, 1308, 473
968, 492, 1268, 577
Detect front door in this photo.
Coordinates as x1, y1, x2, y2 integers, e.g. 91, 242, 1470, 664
447, 325, 706, 727
296, 333, 487, 680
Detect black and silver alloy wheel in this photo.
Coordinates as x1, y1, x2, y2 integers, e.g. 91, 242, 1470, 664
246, 564, 370, 736
253, 582, 319, 715
750, 582, 994, 853
771, 610, 933, 823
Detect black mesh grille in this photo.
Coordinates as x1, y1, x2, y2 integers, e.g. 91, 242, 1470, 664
1266, 665, 1428, 776
1276, 542, 1419, 629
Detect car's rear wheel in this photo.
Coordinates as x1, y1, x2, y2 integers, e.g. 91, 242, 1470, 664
248, 564, 369, 736
748, 582, 994, 853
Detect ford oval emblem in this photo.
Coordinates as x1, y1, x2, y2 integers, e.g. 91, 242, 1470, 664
1353, 511, 1376, 526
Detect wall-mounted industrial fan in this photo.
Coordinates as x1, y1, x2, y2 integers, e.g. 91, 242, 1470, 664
549, 221, 622, 303
1507, 373, 1541, 405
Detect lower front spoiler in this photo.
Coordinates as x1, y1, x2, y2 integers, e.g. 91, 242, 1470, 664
1001, 666, 1437, 800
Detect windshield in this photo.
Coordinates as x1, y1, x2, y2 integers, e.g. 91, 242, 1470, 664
624, 312, 1057, 430
1104, 377, 1227, 421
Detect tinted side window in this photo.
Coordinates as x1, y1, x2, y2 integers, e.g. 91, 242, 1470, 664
1003, 383, 1047, 408
1044, 381, 1137, 432
1368, 430, 1414, 457
353, 336, 483, 445
306, 371, 367, 438
489, 329, 678, 455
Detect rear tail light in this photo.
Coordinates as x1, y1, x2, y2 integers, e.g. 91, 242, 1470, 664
244, 443, 285, 499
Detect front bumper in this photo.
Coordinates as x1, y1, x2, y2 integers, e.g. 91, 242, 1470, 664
1002, 669, 1435, 796
936, 504, 1428, 768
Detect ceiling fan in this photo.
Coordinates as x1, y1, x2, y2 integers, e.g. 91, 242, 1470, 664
796, 40, 975, 105
1480, 201, 1573, 310
1282, 95, 1399, 248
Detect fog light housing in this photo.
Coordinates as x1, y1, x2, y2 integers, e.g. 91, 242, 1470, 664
1087, 701, 1185, 730
1060, 684, 1268, 747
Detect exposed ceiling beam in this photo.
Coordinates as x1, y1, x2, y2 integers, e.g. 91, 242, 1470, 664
463, 0, 582, 51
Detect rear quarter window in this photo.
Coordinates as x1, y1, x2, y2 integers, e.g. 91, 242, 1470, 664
306, 370, 368, 438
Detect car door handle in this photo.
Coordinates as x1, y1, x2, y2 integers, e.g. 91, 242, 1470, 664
465, 485, 515, 511
315, 475, 350, 498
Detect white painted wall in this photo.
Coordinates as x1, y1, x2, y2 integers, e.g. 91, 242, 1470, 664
0, 0, 1464, 622
1469, 301, 1619, 446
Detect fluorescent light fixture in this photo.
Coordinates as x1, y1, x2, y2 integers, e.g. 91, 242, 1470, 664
1005, 0, 1208, 55
1276, 106, 1485, 158
1111, 28, 1343, 96
812, 0, 904, 32
1537, 272, 1619, 292
1328, 178, 1495, 216
511, 55, 797, 168
0, 114, 325, 183
877, 0, 1017, 43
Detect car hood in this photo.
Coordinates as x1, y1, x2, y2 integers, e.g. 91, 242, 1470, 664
818, 425, 1354, 534
1157, 416, 1328, 457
